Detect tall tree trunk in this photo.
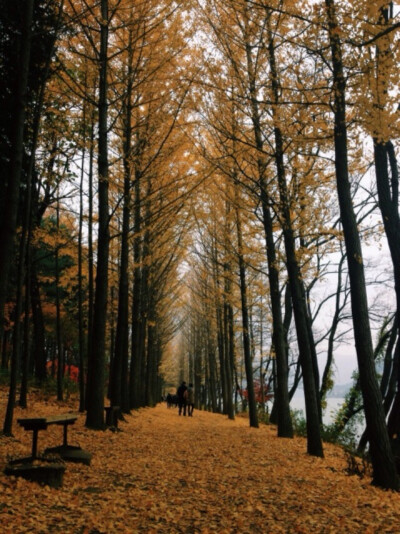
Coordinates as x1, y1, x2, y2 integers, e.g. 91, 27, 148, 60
206, 312, 218, 413
261, 200, 293, 438
3, 0, 37, 425
264, 22, 322, 455
212, 232, 228, 413
235, 206, 258, 428
0, 0, 34, 365
55, 197, 63, 402
208, 348, 218, 413
223, 271, 235, 420
19, 163, 34, 409
86, 0, 110, 429
19, 7, 61, 404
325, 0, 399, 489
242, 12, 293, 438
194, 327, 203, 410
215, 298, 227, 412
3, 232, 26, 434
129, 165, 143, 409
139, 216, 150, 407
374, 142, 400, 439
86, 111, 95, 404
381, 324, 398, 411
372, 8, 400, 438
145, 303, 156, 407
130, 266, 143, 409
78, 128, 86, 412
222, 194, 235, 420
31, 265, 46, 383
111, 35, 133, 413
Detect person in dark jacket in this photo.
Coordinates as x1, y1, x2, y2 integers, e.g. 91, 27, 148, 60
177, 381, 187, 416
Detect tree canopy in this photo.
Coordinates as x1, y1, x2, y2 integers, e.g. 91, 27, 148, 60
1, 0, 400, 490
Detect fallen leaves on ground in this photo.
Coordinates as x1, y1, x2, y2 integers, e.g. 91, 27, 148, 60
1, 388, 400, 533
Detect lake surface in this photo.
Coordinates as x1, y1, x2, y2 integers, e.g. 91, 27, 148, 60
289, 393, 366, 441
290, 396, 346, 425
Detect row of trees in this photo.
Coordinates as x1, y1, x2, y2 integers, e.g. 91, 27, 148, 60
1, 0, 400, 490
176, 0, 400, 490
0, 0, 195, 429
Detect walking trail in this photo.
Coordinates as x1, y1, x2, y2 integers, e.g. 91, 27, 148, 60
1, 389, 400, 533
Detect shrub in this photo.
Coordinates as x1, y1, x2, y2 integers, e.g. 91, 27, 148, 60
291, 409, 307, 437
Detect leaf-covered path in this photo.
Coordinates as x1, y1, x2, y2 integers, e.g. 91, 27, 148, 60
1, 391, 400, 533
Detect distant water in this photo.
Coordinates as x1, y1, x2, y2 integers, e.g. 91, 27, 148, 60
290, 396, 346, 425
289, 394, 366, 441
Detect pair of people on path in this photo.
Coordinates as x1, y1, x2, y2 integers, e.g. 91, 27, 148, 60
176, 381, 194, 416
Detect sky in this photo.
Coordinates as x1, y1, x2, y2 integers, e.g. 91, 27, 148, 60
316, 239, 395, 386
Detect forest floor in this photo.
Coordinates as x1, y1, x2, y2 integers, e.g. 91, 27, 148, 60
1, 388, 400, 533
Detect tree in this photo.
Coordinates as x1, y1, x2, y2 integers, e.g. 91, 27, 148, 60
260, 7, 322, 455
2, 0, 66, 433
324, 0, 398, 489
85, 0, 110, 429
365, 3, 400, 443
235, 192, 259, 428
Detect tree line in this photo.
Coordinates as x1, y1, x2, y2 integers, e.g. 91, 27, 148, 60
0, 0, 400, 490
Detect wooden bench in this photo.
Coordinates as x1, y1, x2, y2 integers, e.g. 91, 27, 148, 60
17, 414, 78, 461
4, 414, 92, 486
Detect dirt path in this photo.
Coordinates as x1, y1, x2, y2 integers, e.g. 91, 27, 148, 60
1, 393, 400, 533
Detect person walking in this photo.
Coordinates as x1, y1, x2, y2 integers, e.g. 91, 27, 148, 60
177, 381, 187, 416
186, 383, 195, 417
